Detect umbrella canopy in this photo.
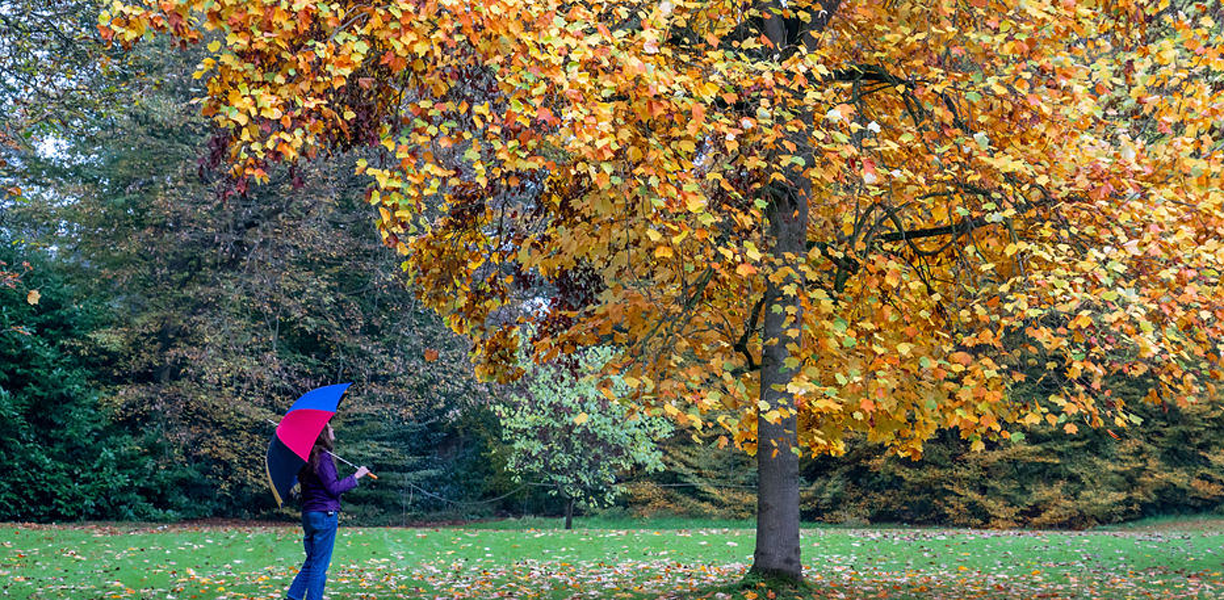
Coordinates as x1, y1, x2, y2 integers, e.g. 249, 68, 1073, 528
265, 383, 351, 507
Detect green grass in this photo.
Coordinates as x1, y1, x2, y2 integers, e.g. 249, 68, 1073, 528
2, 519, 1222, 599
463, 515, 760, 530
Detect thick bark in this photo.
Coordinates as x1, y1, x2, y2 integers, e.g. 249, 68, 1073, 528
564, 495, 575, 530
751, 183, 809, 582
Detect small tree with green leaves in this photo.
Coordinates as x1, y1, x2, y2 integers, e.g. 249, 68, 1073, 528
494, 347, 673, 529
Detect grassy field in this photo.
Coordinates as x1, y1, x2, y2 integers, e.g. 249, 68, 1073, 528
3, 518, 1222, 599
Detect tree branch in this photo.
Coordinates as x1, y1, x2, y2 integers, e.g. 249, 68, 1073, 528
733, 294, 767, 371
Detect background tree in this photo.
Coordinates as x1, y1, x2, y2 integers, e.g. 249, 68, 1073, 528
6, 36, 494, 519
624, 391, 1224, 526
0, 0, 183, 520
0, 242, 181, 521
802, 397, 1224, 529
626, 430, 758, 520
494, 346, 674, 529
0, 0, 134, 202
105, 0, 1224, 580
1, 0, 126, 311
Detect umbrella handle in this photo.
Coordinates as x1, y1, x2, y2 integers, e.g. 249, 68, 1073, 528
325, 451, 378, 480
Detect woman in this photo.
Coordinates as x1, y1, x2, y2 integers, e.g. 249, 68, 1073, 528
285, 423, 370, 600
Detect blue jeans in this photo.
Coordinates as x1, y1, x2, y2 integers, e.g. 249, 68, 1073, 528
286, 511, 338, 600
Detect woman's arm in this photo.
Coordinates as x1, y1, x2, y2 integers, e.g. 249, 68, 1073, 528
317, 453, 358, 496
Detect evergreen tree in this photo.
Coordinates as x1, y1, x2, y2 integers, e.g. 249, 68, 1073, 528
0, 243, 181, 520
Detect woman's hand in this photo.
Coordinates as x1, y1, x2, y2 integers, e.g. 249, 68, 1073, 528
355, 466, 371, 479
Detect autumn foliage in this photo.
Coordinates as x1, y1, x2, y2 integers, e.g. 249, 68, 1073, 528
102, 0, 1224, 451
101, 0, 1224, 576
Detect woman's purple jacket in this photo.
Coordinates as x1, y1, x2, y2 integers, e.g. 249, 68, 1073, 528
298, 453, 358, 513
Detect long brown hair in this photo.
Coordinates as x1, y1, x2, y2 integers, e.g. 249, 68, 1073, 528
304, 424, 334, 475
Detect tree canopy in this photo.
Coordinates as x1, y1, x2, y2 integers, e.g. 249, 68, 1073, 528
103, 0, 1224, 578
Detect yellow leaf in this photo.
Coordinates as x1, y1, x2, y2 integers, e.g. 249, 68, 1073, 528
26, 290, 40, 305
573, 412, 589, 425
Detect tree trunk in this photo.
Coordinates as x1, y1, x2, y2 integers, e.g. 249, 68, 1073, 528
564, 495, 575, 530
750, 185, 808, 583
747, 0, 838, 583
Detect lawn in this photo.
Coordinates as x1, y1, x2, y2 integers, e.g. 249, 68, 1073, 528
2, 519, 1222, 599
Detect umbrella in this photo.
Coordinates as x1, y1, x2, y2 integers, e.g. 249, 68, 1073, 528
265, 383, 351, 507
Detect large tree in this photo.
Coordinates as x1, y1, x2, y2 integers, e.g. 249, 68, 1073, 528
105, 0, 1224, 579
